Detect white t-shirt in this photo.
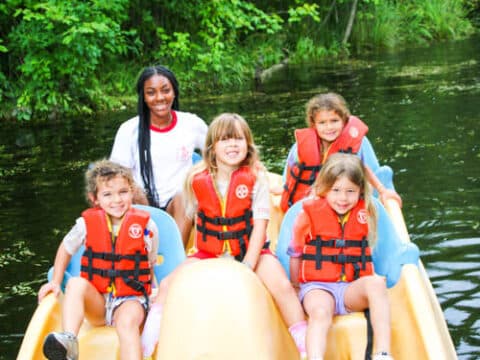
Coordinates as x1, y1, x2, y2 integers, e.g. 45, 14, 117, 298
110, 110, 208, 207
63, 217, 159, 267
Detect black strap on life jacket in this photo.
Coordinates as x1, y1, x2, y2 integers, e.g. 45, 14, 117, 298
234, 240, 270, 262
81, 248, 151, 305
81, 249, 149, 262
285, 146, 356, 208
284, 162, 321, 208
122, 276, 150, 308
196, 209, 253, 260
301, 236, 371, 280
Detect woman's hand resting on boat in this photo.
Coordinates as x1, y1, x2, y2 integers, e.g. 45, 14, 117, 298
38, 282, 61, 303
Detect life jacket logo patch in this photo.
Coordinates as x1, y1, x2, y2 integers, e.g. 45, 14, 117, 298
235, 184, 249, 199
349, 126, 359, 138
357, 209, 368, 224
128, 223, 143, 239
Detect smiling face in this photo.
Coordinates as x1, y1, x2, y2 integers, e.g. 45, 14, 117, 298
213, 122, 248, 171
91, 175, 133, 225
313, 109, 346, 149
325, 175, 361, 216
143, 74, 175, 125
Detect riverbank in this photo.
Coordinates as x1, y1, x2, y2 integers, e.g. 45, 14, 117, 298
0, 0, 477, 122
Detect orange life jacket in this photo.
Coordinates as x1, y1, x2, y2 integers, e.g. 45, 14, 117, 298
80, 207, 151, 298
299, 197, 373, 283
280, 116, 368, 212
192, 166, 259, 259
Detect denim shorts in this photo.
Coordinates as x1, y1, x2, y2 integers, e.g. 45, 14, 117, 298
299, 281, 351, 315
104, 293, 148, 326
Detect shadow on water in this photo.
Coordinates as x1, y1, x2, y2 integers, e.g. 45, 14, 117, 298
1, 35, 479, 359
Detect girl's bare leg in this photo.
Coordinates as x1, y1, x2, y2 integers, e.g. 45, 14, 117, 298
62, 277, 106, 334
141, 258, 200, 356
255, 254, 305, 326
114, 300, 146, 360
344, 275, 391, 353
303, 289, 335, 359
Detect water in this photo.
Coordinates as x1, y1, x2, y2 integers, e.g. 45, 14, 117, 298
1, 35, 479, 359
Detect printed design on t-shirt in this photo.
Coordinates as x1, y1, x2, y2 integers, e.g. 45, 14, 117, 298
129, 223, 143, 239
235, 184, 249, 199
177, 145, 192, 161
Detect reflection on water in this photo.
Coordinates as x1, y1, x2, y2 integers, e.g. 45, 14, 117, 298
424, 236, 480, 358
1, 35, 479, 358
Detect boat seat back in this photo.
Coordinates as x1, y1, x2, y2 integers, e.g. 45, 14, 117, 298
133, 205, 186, 283
192, 151, 202, 164
48, 205, 186, 290
276, 198, 419, 288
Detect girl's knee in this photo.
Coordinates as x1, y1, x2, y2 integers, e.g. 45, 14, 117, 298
115, 303, 145, 330
365, 276, 388, 298
308, 306, 333, 322
65, 277, 91, 295
367, 275, 387, 290
265, 275, 296, 300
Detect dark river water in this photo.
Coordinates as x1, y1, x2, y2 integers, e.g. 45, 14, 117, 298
1, 34, 479, 359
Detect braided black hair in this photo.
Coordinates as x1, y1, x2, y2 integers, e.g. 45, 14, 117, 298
136, 65, 180, 207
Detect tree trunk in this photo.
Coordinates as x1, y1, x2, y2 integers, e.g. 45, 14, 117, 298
321, 0, 337, 27
342, 0, 358, 44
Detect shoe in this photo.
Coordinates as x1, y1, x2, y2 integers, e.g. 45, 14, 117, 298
43, 331, 78, 360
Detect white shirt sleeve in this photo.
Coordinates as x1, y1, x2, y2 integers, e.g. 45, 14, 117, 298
252, 171, 270, 220
62, 217, 87, 255
110, 118, 141, 188
193, 115, 208, 151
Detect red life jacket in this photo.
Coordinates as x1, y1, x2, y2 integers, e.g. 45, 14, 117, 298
80, 207, 151, 298
192, 166, 259, 259
299, 197, 373, 283
280, 116, 368, 212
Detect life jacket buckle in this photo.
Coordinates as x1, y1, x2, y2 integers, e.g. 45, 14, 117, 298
335, 239, 345, 248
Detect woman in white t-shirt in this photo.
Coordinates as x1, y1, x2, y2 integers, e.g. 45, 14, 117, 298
111, 65, 208, 247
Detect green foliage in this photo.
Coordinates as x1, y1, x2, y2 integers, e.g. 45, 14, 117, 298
288, 3, 320, 24
7, 0, 138, 120
349, 0, 473, 51
0, 0, 476, 121
464, 0, 480, 18
352, 1, 401, 49
396, 0, 473, 44
150, 0, 285, 90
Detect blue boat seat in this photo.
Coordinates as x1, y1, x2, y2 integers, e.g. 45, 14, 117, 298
48, 205, 186, 291
275, 198, 419, 288
192, 151, 202, 165
134, 205, 186, 284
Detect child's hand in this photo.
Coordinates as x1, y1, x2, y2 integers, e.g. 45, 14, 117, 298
38, 282, 61, 303
379, 189, 402, 208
